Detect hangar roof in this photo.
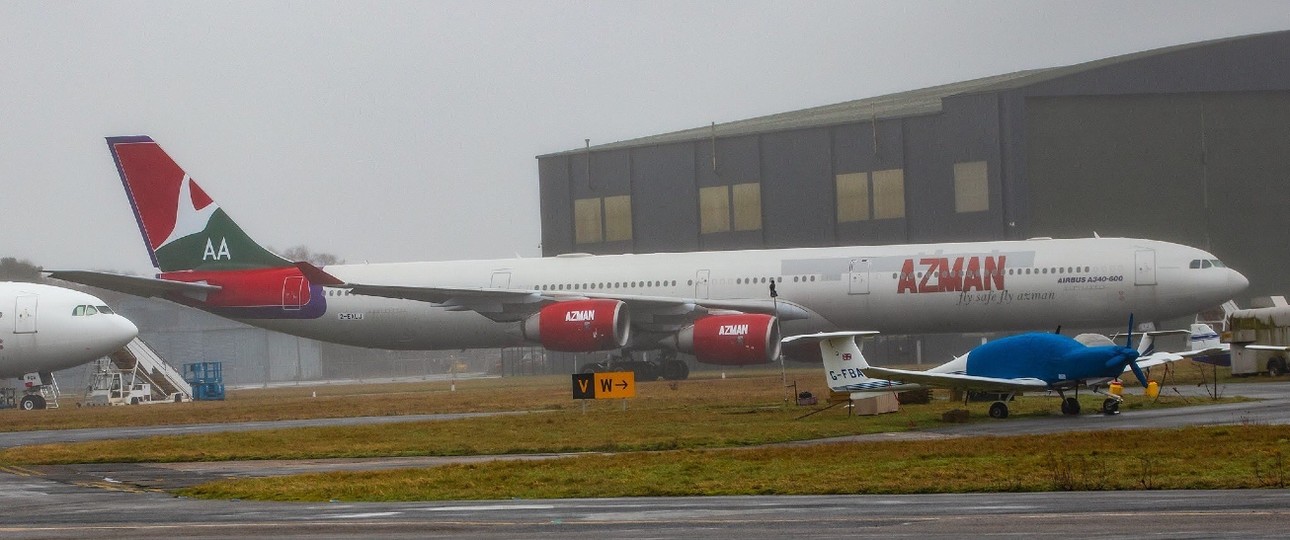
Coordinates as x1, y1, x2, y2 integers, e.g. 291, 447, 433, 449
538, 31, 1274, 158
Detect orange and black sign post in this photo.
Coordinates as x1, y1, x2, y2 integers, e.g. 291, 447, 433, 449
571, 371, 636, 400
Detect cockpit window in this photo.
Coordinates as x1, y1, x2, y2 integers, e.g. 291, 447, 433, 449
73, 304, 104, 316
1190, 259, 1227, 269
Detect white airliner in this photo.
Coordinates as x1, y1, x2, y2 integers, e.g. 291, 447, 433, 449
48, 136, 1249, 380
1, 281, 139, 410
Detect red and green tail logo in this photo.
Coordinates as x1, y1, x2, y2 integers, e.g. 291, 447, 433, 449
108, 136, 290, 272
107, 136, 333, 320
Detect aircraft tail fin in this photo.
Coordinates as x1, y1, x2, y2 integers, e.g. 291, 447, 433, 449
783, 331, 907, 394
1189, 323, 1222, 351
106, 136, 292, 273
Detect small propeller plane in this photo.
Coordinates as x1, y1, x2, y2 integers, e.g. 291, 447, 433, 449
788, 317, 1218, 419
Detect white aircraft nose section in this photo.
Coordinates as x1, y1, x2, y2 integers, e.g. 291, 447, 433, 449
1230, 268, 1250, 296
111, 315, 140, 349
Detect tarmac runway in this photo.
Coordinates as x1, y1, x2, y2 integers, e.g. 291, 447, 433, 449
3, 381, 1289, 537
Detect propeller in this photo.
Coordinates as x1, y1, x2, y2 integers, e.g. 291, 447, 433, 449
1124, 313, 1148, 387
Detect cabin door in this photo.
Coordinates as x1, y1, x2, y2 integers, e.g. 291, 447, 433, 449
1134, 250, 1157, 286
14, 295, 37, 333
695, 269, 710, 299
282, 276, 305, 310
848, 258, 871, 295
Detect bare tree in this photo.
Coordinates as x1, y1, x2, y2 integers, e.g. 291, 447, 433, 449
279, 246, 344, 267
0, 257, 43, 282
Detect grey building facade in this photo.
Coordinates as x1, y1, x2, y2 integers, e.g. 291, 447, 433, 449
537, 31, 1290, 301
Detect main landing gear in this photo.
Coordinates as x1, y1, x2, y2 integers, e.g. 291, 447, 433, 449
580, 351, 690, 381
974, 392, 1016, 419
19, 394, 47, 411
1056, 387, 1123, 416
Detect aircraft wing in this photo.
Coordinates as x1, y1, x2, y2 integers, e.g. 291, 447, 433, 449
1244, 344, 1290, 352
343, 282, 813, 327
45, 270, 221, 297
1132, 352, 1184, 370
860, 365, 1049, 393
1133, 346, 1227, 370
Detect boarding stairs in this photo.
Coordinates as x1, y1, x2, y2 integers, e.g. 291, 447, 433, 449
38, 376, 61, 409
101, 337, 192, 402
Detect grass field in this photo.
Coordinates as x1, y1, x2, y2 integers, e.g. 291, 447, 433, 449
0, 360, 1261, 433
178, 424, 1290, 501
0, 364, 1277, 501
0, 366, 1241, 465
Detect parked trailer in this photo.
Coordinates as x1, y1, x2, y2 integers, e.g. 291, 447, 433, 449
1224, 306, 1290, 377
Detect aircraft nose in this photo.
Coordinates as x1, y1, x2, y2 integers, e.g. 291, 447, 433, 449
113, 315, 140, 345
1228, 268, 1250, 297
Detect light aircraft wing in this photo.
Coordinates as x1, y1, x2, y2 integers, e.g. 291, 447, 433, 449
343, 281, 813, 327
1244, 344, 1290, 352
1133, 346, 1227, 370
859, 365, 1049, 393
46, 270, 221, 297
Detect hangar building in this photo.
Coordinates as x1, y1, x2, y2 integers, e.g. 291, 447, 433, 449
537, 30, 1290, 302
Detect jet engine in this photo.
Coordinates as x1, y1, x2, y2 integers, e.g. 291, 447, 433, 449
521, 299, 630, 352
672, 314, 781, 365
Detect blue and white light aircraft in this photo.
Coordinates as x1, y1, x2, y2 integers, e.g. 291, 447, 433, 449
792, 319, 1216, 418
1, 282, 138, 410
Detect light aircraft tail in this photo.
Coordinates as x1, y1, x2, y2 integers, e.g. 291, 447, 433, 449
1189, 323, 1222, 351
104, 136, 341, 318
782, 332, 917, 395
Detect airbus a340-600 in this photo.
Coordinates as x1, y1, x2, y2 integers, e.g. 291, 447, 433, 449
49, 136, 1248, 380
1, 282, 138, 410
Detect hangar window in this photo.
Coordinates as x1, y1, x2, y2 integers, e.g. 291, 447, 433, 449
574, 198, 603, 244
575, 195, 634, 244
604, 195, 632, 242
954, 161, 989, 213
732, 183, 762, 231
701, 182, 763, 234
699, 186, 731, 234
836, 172, 870, 222
872, 169, 905, 219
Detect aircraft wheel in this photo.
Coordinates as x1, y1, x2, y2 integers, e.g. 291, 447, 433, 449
1101, 398, 1120, 415
1061, 397, 1081, 415
579, 362, 604, 374
660, 360, 690, 381
1267, 358, 1286, 377
988, 401, 1009, 419
633, 362, 659, 382
19, 395, 45, 411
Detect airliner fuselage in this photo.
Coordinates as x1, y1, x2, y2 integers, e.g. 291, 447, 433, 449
251, 237, 1246, 351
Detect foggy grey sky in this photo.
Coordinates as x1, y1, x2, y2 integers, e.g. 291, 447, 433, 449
4, 1, 1290, 275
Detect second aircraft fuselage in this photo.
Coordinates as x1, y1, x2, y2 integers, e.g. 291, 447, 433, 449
231, 237, 1247, 351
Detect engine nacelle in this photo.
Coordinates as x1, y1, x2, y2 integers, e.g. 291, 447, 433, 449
521, 299, 630, 352
673, 314, 781, 365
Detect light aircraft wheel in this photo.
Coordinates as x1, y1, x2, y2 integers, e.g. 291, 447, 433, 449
1061, 397, 1081, 415
988, 401, 1009, 419
1267, 358, 1286, 377
1101, 398, 1120, 415
661, 360, 690, 381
